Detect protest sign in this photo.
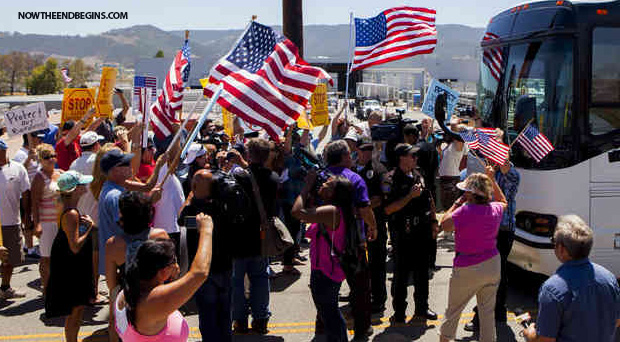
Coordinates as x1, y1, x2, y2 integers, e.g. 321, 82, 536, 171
95, 66, 118, 118
2, 102, 48, 137
222, 108, 235, 137
297, 111, 314, 130
310, 83, 329, 126
421, 79, 460, 122
61, 88, 96, 125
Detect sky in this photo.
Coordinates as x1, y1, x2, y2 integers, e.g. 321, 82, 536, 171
0, 0, 547, 35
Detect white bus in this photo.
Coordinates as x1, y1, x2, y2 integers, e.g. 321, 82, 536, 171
477, 0, 620, 276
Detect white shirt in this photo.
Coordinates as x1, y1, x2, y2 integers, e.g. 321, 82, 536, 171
0, 161, 31, 226
70, 151, 99, 223
69, 151, 96, 176
438, 142, 468, 177
152, 164, 185, 234
13, 147, 40, 182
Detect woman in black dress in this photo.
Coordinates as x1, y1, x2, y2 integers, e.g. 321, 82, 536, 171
45, 170, 94, 342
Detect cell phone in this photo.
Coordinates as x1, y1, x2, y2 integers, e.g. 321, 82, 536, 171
79, 223, 90, 235
184, 216, 197, 230
114, 87, 123, 94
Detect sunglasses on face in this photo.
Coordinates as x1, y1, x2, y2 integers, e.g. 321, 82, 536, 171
42, 154, 57, 160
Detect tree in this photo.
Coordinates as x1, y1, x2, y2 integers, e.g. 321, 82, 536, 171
26, 58, 62, 95
154, 50, 164, 58
0, 51, 42, 95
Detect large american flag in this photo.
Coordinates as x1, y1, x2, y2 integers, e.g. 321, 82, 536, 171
133, 76, 157, 116
515, 124, 554, 162
204, 21, 332, 139
476, 128, 509, 165
482, 32, 503, 82
150, 41, 191, 140
351, 6, 437, 72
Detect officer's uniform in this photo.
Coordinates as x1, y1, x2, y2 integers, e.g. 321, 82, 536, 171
355, 160, 388, 312
385, 166, 434, 320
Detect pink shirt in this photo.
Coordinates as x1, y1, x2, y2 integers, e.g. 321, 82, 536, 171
305, 208, 346, 282
115, 291, 190, 342
451, 202, 504, 268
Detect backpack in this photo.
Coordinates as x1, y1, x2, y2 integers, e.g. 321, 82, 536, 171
211, 170, 253, 226
318, 212, 368, 278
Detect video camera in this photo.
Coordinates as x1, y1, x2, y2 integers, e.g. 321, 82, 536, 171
370, 108, 417, 142
293, 147, 332, 195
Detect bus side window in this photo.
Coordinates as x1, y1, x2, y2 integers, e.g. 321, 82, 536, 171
590, 27, 620, 136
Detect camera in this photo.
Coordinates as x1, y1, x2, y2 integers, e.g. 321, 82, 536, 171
370, 110, 416, 142
293, 147, 332, 194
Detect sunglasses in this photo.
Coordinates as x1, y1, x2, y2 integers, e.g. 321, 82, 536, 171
42, 154, 57, 160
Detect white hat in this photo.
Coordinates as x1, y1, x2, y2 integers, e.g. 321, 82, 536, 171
80, 131, 105, 147
344, 127, 358, 142
183, 143, 207, 165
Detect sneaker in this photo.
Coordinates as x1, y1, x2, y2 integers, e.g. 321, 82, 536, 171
1, 288, 26, 299
464, 320, 479, 332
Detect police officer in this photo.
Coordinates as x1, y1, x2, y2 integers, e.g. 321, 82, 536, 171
354, 139, 388, 314
384, 143, 438, 323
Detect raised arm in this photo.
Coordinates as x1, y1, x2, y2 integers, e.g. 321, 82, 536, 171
140, 213, 213, 322
63, 108, 95, 146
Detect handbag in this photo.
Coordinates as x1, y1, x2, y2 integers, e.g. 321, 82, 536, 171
248, 170, 293, 257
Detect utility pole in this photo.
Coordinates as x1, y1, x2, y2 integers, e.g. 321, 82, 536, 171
282, 0, 303, 58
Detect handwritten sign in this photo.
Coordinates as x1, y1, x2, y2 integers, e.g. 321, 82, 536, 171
310, 83, 329, 126
95, 67, 118, 118
222, 108, 234, 137
421, 79, 460, 122
2, 102, 48, 136
62, 88, 96, 125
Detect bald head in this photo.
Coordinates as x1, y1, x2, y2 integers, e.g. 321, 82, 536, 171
192, 169, 213, 200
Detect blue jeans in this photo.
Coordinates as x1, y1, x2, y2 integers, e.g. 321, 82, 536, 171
194, 270, 232, 342
232, 256, 271, 321
310, 270, 347, 342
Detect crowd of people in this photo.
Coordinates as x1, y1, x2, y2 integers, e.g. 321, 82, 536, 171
0, 97, 618, 342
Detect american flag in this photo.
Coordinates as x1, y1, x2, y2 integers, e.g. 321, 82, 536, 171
459, 130, 479, 150
133, 76, 157, 115
204, 21, 332, 139
61, 67, 72, 83
482, 32, 503, 82
515, 124, 554, 162
476, 128, 509, 165
150, 41, 191, 140
351, 6, 437, 72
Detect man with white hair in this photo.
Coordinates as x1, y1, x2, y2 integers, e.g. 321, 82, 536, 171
523, 215, 620, 342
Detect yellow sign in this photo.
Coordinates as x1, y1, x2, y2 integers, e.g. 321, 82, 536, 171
297, 110, 314, 130
95, 67, 118, 118
222, 108, 234, 137
199, 78, 209, 89
61, 88, 96, 125
310, 83, 329, 126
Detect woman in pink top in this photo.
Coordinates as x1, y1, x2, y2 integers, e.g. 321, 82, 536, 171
31, 143, 61, 292
115, 213, 214, 342
293, 173, 355, 342
439, 166, 507, 342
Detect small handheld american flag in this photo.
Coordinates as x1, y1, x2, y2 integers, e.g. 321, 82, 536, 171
351, 6, 437, 71
515, 124, 554, 162
476, 128, 509, 165
459, 130, 479, 150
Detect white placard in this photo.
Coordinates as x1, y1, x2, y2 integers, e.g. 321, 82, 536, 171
421, 79, 460, 122
2, 102, 48, 136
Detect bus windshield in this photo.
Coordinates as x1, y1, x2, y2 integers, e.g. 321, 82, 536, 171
477, 37, 574, 169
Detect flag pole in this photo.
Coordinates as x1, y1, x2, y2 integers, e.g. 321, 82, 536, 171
344, 11, 354, 120
509, 118, 535, 150
158, 84, 224, 187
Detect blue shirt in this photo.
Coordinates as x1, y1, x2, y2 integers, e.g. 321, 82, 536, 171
97, 180, 125, 275
537, 258, 620, 342
42, 123, 59, 146
495, 166, 520, 230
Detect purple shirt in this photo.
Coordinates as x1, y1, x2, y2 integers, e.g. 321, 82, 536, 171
327, 166, 370, 207
306, 209, 346, 282
452, 202, 504, 268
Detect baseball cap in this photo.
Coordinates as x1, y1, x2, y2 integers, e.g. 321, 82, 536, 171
0, 138, 7, 150
30, 130, 47, 139
456, 179, 488, 197
344, 128, 358, 142
100, 150, 134, 174
80, 131, 105, 147
183, 143, 207, 165
393, 143, 420, 158
57, 170, 93, 193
